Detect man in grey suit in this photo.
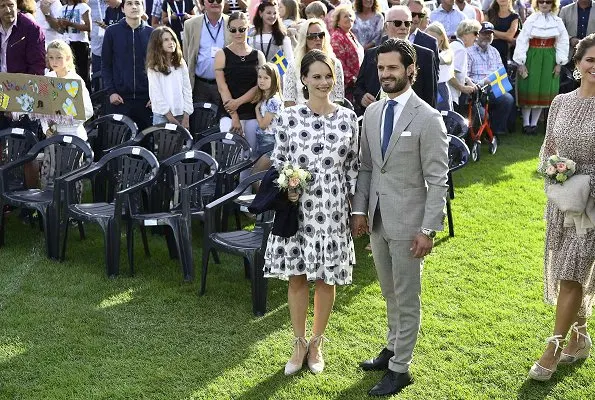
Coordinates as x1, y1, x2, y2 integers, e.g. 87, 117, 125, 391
351, 38, 449, 397
559, 0, 595, 62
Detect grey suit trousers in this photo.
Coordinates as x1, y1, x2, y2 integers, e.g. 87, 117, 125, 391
370, 208, 422, 373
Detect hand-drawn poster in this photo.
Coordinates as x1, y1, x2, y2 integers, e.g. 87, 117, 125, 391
0, 73, 86, 121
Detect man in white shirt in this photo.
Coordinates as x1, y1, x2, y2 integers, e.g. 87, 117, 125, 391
429, 0, 468, 38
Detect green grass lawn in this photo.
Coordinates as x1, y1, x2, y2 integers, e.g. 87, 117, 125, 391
1, 132, 594, 399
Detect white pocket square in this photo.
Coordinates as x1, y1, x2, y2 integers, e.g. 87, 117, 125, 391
401, 131, 412, 137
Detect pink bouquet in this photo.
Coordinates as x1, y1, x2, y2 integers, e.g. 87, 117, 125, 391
544, 155, 576, 184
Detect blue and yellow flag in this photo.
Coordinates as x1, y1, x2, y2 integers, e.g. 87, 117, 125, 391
487, 67, 512, 98
272, 50, 289, 77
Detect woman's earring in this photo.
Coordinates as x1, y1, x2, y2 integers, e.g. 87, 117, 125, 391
303, 85, 308, 92
573, 68, 582, 81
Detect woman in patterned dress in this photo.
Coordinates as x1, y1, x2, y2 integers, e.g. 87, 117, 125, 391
528, 34, 595, 381
264, 50, 359, 376
352, 0, 384, 50
330, 4, 364, 104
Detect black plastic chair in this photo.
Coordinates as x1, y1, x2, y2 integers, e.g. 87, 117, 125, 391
193, 132, 252, 230
85, 114, 139, 202
128, 150, 218, 281
90, 89, 108, 120
60, 146, 159, 276
0, 135, 93, 259
0, 128, 39, 191
200, 171, 272, 316
190, 102, 219, 142
446, 134, 470, 237
442, 110, 469, 140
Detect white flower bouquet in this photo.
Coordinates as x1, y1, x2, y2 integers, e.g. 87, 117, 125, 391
544, 155, 576, 184
276, 163, 312, 197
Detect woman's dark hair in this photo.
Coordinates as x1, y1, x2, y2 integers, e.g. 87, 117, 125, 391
354, 0, 380, 14
300, 49, 335, 99
376, 38, 418, 84
228, 11, 249, 27
253, 0, 286, 46
486, 0, 514, 25
574, 33, 595, 64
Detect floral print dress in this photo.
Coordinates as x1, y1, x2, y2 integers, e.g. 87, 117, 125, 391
263, 105, 359, 285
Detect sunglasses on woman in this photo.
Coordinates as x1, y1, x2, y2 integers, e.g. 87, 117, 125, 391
411, 12, 426, 19
386, 20, 412, 28
537, 0, 552, 3
229, 26, 247, 33
207, 0, 223, 4
306, 32, 326, 40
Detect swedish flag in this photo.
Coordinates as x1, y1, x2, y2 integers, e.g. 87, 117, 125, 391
487, 67, 512, 98
272, 50, 289, 77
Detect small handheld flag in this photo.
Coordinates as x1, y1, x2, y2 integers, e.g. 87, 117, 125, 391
272, 50, 289, 77
487, 67, 512, 98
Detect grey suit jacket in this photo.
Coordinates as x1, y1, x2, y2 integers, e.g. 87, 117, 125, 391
560, 2, 595, 60
183, 14, 231, 90
352, 92, 449, 240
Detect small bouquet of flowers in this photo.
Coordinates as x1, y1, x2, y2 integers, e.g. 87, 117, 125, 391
544, 155, 576, 184
276, 163, 312, 200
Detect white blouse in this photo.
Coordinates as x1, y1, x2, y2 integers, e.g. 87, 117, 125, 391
512, 11, 570, 66
148, 60, 194, 117
283, 57, 345, 104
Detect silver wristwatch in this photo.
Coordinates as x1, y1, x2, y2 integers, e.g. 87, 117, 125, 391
420, 228, 436, 239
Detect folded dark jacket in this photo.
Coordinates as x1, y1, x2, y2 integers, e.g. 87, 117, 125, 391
248, 167, 298, 238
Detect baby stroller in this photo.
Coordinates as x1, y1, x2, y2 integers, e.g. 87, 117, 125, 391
466, 84, 497, 162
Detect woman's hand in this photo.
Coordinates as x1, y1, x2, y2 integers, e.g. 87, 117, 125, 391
229, 114, 243, 135
224, 98, 241, 113
460, 85, 476, 95
553, 64, 561, 77
517, 64, 528, 79
287, 188, 300, 202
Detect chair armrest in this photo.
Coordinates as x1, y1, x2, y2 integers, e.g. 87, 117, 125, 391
116, 173, 159, 196
223, 158, 254, 177
205, 175, 255, 213
62, 163, 103, 184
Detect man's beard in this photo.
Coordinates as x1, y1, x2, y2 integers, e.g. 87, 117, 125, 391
381, 75, 408, 93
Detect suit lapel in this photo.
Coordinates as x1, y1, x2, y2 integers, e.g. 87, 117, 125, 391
589, 4, 595, 35
382, 95, 420, 164
370, 102, 384, 161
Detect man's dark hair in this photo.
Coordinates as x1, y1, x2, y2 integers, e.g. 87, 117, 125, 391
376, 38, 418, 83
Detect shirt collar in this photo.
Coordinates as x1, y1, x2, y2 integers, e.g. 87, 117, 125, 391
0, 13, 18, 35
386, 87, 414, 108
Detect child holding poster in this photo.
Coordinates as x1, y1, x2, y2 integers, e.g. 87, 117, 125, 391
42, 39, 93, 140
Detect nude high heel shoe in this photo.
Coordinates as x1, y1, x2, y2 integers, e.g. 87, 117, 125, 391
284, 337, 308, 376
559, 322, 592, 364
528, 335, 565, 381
307, 335, 328, 374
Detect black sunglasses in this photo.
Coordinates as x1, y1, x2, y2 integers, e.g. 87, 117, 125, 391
411, 12, 426, 19
207, 0, 223, 4
229, 26, 247, 33
537, 0, 552, 3
386, 20, 412, 28
306, 32, 326, 40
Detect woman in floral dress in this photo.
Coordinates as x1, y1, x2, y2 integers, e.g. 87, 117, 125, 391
529, 34, 595, 381
264, 50, 359, 376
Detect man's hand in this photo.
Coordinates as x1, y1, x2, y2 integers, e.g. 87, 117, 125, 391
224, 98, 240, 113
181, 114, 190, 130
553, 64, 561, 77
361, 93, 376, 108
350, 214, 369, 238
410, 233, 433, 258
460, 84, 476, 94
570, 37, 580, 48
110, 93, 124, 105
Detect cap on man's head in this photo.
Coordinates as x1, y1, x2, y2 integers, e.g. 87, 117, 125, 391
479, 22, 494, 33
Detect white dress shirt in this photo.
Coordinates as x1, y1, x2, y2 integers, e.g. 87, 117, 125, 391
379, 88, 414, 146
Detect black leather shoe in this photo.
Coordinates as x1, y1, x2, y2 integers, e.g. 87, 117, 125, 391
360, 348, 394, 371
368, 370, 413, 397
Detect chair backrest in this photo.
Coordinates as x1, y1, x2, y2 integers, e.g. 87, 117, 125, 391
192, 132, 251, 172
90, 89, 108, 120
190, 102, 219, 139
134, 123, 194, 161
160, 150, 219, 210
95, 146, 159, 191
29, 135, 94, 188
85, 114, 138, 161
441, 110, 468, 139
447, 134, 470, 173
0, 128, 39, 189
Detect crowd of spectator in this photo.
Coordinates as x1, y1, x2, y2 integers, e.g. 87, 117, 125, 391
1, 0, 594, 138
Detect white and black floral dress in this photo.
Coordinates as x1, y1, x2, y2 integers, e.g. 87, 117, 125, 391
263, 105, 359, 285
